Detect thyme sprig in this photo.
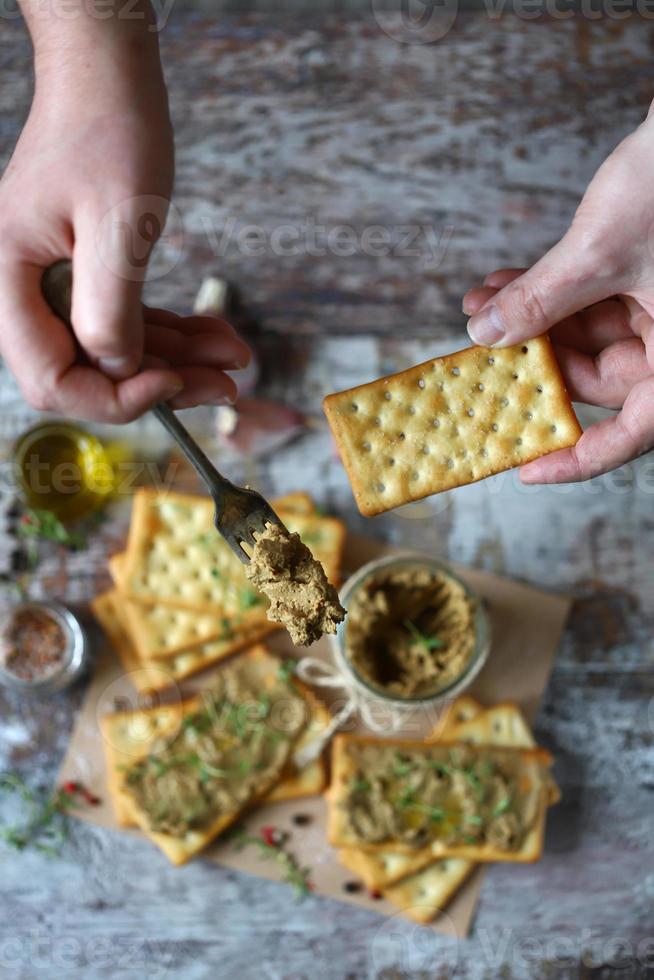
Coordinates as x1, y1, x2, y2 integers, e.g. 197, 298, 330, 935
276, 658, 297, 684
403, 619, 445, 653
230, 826, 313, 899
17, 509, 85, 550
0, 774, 97, 856
492, 795, 512, 818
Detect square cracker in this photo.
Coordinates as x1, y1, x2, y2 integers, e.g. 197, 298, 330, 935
323, 335, 582, 516
101, 678, 330, 826
338, 698, 560, 921
109, 553, 276, 661
108, 493, 317, 596
107, 493, 324, 660
98, 645, 323, 865
328, 734, 551, 863
91, 590, 276, 693
121, 489, 346, 613
383, 858, 477, 925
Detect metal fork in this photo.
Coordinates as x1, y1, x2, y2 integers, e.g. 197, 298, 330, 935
41, 260, 285, 563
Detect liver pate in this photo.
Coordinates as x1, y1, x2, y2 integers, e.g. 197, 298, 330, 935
246, 524, 345, 646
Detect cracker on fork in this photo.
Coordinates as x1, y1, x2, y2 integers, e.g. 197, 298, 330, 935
323, 336, 581, 516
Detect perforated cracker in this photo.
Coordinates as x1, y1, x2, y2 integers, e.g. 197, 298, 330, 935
95, 645, 318, 865
337, 698, 558, 896
383, 859, 476, 925
92, 590, 275, 692
109, 552, 274, 661
108, 493, 324, 659
121, 490, 345, 614
101, 671, 329, 826
323, 336, 582, 516
328, 734, 551, 863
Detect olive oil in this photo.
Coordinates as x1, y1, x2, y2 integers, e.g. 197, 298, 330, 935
14, 422, 115, 523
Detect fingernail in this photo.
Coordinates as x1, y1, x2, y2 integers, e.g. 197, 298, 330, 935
98, 356, 136, 378
467, 305, 505, 347
164, 379, 185, 399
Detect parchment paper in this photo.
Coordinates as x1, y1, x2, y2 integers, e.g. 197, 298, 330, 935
58, 533, 571, 938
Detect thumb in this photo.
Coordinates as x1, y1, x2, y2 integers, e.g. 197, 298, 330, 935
71, 201, 163, 378
466, 235, 611, 348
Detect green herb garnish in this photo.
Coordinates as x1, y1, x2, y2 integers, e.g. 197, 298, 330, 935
396, 787, 447, 822
276, 659, 297, 684
396, 787, 416, 809
17, 509, 84, 550
0, 774, 90, 856
403, 619, 445, 653
181, 712, 213, 735
406, 801, 446, 822
492, 796, 512, 818
392, 752, 412, 777
230, 828, 313, 899
428, 760, 454, 776
350, 778, 371, 793
239, 587, 263, 610
256, 694, 271, 718
462, 767, 485, 800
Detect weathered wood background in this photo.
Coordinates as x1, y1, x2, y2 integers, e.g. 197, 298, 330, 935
0, 9, 653, 980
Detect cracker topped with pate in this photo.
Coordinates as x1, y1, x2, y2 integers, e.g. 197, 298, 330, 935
328, 734, 552, 862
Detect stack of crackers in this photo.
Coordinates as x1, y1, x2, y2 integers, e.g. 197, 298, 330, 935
100, 645, 332, 864
92, 488, 346, 694
332, 696, 560, 924
89, 485, 559, 926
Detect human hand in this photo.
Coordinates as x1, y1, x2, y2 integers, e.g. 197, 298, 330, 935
0, 4, 250, 423
464, 109, 654, 484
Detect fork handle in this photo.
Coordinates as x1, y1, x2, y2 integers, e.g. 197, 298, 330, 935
152, 402, 235, 507
41, 260, 234, 513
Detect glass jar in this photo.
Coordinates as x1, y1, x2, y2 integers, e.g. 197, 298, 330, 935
0, 601, 88, 696
329, 553, 491, 715
13, 421, 115, 523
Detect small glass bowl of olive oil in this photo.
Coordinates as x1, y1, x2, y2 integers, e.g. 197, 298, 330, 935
14, 421, 116, 523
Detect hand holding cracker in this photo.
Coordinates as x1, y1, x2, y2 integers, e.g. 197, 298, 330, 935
324, 336, 580, 516
465, 107, 654, 483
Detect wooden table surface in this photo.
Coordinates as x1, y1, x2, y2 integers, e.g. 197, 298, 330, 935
1, 10, 653, 980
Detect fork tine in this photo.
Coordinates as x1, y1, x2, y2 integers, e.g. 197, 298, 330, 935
212, 484, 289, 564
238, 526, 257, 549
222, 531, 252, 564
